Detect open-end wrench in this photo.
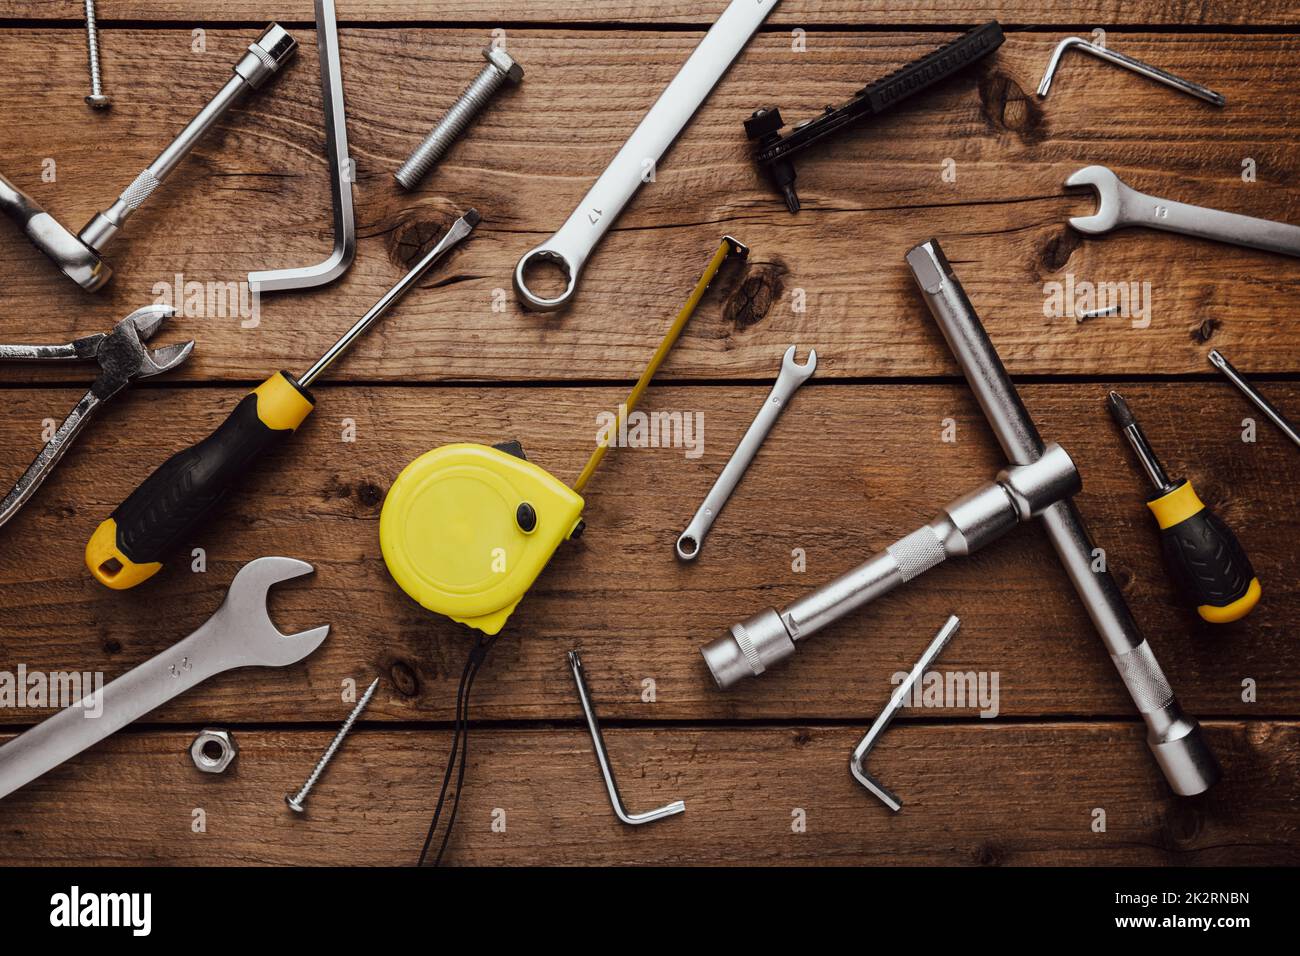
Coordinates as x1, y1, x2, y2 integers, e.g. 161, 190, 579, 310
1066, 165, 1300, 257
0, 557, 329, 801
676, 346, 815, 561
513, 0, 779, 311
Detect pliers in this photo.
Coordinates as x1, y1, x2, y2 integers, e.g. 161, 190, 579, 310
0, 304, 194, 530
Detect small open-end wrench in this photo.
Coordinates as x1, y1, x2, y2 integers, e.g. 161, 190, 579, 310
0, 557, 329, 801
676, 345, 816, 561
513, 0, 779, 311
1066, 165, 1300, 257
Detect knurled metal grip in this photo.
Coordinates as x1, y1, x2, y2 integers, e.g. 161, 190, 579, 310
701, 446, 1080, 688
121, 170, 161, 210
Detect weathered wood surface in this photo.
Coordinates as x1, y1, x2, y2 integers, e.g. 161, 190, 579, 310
1, 722, 1295, 866
2, 383, 1295, 723
1, 28, 1298, 381
4, 1, 1298, 28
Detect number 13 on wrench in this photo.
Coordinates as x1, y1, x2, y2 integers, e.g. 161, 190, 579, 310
677, 346, 815, 560
513, 0, 780, 311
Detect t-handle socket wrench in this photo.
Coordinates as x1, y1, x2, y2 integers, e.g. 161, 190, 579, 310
0, 24, 297, 292
513, 0, 779, 311
906, 238, 1219, 797
677, 345, 815, 560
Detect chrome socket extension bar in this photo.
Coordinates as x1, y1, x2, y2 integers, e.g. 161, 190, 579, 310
513, 0, 779, 311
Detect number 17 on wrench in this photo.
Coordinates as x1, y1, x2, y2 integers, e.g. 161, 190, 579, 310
514, 0, 780, 311
677, 346, 815, 560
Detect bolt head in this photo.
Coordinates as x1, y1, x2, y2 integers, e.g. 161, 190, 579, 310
285, 794, 307, 814
84, 94, 112, 110
482, 46, 524, 84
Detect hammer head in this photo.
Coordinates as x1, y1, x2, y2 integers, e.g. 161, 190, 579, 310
205, 557, 331, 668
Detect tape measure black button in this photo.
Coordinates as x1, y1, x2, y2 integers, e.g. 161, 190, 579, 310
516, 502, 537, 533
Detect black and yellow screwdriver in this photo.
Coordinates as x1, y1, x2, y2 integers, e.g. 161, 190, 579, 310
85, 210, 480, 589
1106, 390, 1260, 623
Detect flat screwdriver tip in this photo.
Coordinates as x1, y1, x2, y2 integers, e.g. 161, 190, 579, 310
462, 208, 481, 227
1106, 390, 1135, 428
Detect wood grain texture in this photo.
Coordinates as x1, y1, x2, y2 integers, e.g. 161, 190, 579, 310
1, 382, 1294, 723
0, 28, 1297, 381
1, 721, 1295, 866
4, 1, 1298, 28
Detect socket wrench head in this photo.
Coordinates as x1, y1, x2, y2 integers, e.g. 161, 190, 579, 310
702, 607, 795, 689
234, 23, 299, 89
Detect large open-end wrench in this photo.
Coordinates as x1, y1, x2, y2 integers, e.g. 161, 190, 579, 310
677, 345, 815, 560
0, 557, 329, 800
1066, 165, 1300, 257
513, 0, 779, 311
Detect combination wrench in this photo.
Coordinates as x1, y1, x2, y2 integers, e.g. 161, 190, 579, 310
513, 0, 780, 311
0, 557, 329, 801
1066, 165, 1300, 257
676, 346, 815, 561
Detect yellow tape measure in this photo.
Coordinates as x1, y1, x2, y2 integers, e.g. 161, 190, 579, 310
379, 237, 747, 633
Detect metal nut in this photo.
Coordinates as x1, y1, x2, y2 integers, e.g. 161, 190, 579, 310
190, 728, 238, 774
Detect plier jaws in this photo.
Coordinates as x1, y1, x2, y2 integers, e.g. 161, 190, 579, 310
0, 304, 195, 531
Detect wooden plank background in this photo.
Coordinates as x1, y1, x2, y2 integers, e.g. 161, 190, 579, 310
0, 2, 1296, 865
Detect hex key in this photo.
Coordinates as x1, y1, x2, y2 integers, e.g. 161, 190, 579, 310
249, 0, 356, 293
851, 615, 959, 811
568, 651, 685, 826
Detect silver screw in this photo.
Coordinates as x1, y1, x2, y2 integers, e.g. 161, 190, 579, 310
83, 0, 111, 109
394, 46, 524, 190
285, 677, 380, 813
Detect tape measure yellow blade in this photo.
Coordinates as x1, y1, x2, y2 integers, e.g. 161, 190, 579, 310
572, 236, 748, 493
380, 443, 585, 634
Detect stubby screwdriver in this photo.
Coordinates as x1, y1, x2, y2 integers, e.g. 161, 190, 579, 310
86, 210, 481, 590
1107, 391, 1260, 623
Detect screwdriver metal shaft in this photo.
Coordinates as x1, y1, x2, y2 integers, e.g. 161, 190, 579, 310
1208, 349, 1300, 451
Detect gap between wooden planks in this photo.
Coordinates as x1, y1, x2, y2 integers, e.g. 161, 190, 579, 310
1, 382, 1295, 724
0, 722, 1295, 865
0, 28, 1296, 379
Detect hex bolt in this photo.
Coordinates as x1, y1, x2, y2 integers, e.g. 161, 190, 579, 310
394, 46, 524, 190
84, 0, 110, 109
285, 677, 380, 813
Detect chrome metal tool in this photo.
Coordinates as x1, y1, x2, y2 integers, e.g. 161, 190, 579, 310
0, 24, 297, 291
1037, 36, 1224, 106
851, 615, 959, 811
1066, 165, 1300, 258
1209, 349, 1300, 451
250, 1, 355, 294
569, 651, 685, 826
905, 239, 1219, 797
677, 345, 815, 561
513, 0, 779, 311
0, 557, 329, 801
0, 305, 194, 531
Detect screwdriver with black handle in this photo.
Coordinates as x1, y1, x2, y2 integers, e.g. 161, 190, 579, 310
1107, 390, 1260, 623
86, 210, 480, 589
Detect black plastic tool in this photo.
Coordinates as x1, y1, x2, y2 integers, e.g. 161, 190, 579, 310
744, 20, 1005, 212
1107, 391, 1260, 623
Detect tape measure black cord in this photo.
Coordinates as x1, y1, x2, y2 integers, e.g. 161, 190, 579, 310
418, 632, 500, 867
